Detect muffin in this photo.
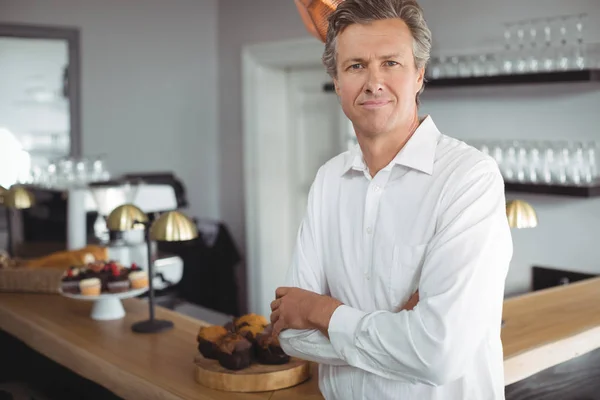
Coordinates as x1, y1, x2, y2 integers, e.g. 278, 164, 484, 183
234, 313, 269, 349
237, 324, 266, 345
61, 267, 82, 294
129, 270, 148, 289
234, 313, 268, 330
79, 277, 101, 296
107, 264, 130, 293
197, 325, 229, 359
216, 333, 253, 370
255, 325, 290, 365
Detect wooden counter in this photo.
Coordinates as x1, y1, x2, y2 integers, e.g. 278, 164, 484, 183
501, 276, 600, 385
0, 276, 599, 399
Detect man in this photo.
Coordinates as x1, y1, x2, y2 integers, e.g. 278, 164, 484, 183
269, 0, 513, 399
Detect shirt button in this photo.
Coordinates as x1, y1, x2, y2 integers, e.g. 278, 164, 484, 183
366, 227, 373, 234
374, 185, 381, 192
364, 272, 370, 280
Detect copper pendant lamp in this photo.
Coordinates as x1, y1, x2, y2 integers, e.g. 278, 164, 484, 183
294, 0, 345, 42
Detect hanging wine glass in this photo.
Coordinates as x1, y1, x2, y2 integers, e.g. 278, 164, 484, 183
502, 23, 515, 74
557, 16, 570, 71
542, 18, 555, 71
574, 13, 587, 70
527, 20, 540, 72
516, 23, 528, 73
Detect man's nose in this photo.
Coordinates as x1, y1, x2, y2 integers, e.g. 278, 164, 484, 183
364, 68, 384, 94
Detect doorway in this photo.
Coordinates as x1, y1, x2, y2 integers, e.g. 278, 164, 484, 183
242, 38, 349, 316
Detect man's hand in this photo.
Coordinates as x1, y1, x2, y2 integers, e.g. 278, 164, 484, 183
270, 287, 342, 338
401, 290, 419, 311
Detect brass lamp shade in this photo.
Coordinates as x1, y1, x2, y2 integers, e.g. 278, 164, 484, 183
3, 186, 35, 209
506, 200, 538, 229
294, 0, 345, 42
107, 204, 148, 231
149, 211, 198, 242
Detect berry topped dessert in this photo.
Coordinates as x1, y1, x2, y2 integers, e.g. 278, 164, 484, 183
107, 262, 130, 293
61, 267, 82, 294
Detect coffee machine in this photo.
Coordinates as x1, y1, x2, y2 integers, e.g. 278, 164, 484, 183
13, 173, 188, 289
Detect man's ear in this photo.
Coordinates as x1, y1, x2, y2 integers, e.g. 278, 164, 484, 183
333, 78, 340, 96
416, 67, 425, 93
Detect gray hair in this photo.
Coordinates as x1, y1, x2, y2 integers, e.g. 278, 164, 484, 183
323, 0, 432, 103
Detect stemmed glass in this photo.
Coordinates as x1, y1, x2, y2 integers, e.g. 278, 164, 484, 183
502, 23, 515, 74
542, 19, 555, 71
557, 16, 570, 71
527, 20, 540, 73
574, 13, 587, 70
515, 23, 528, 73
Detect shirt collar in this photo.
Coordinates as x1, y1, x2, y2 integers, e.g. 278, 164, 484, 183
342, 115, 441, 176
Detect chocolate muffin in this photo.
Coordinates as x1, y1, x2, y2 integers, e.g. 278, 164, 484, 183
234, 313, 268, 330
255, 325, 290, 365
216, 333, 253, 370
234, 313, 269, 347
197, 326, 229, 359
237, 323, 265, 348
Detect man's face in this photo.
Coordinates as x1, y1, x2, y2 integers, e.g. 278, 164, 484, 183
333, 18, 424, 137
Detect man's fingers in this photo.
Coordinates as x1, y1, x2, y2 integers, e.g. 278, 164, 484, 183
270, 308, 280, 325
270, 298, 281, 311
401, 290, 420, 311
272, 319, 286, 338
275, 287, 290, 298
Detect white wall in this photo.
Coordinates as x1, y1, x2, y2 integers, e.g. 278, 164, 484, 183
217, 0, 309, 253
219, 0, 600, 298
0, 0, 220, 221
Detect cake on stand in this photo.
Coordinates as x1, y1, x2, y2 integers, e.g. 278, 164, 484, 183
60, 287, 148, 321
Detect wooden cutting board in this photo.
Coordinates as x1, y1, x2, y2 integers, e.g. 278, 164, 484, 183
194, 355, 311, 392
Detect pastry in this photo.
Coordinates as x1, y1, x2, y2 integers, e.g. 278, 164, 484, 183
128, 270, 148, 289
216, 333, 253, 370
255, 325, 290, 365
107, 263, 130, 293
237, 323, 266, 345
61, 267, 82, 294
79, 278, 101, 296
23, 245, 107, 269
234, 313, 268, 330
197, 325, 229, 359
234, 313, 269, 348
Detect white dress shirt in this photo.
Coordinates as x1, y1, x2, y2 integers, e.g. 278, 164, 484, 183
279, 116, 513, 400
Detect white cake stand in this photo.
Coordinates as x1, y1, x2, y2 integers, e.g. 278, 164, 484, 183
60, 287, 149, 321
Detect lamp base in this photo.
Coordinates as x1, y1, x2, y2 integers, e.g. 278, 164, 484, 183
131, 319, 174, 334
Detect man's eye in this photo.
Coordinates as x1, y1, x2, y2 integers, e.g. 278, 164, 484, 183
349, 64, 363, 70
385, 61, 399, 66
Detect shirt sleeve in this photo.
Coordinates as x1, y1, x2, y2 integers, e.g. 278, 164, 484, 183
327, 161, 513, 385
278, 168, 349, 366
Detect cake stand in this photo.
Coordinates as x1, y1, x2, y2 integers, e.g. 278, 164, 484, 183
60, 287, 148, 321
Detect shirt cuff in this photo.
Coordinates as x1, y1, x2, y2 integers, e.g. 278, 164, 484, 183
328, 305, 367, 362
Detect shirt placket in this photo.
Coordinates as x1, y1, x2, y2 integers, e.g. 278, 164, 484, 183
362, 169, 390, 281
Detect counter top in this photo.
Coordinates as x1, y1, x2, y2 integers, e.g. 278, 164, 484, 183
0, 277, 599, 399
501, 276, 600, 385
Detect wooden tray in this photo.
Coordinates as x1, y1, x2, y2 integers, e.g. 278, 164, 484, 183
194, 354, 311, 392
